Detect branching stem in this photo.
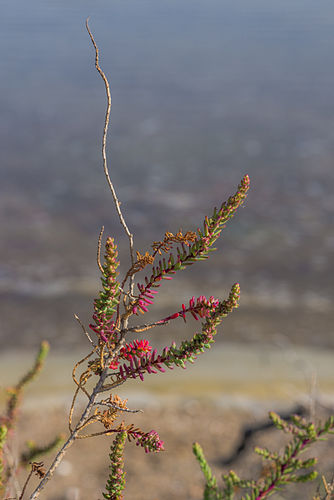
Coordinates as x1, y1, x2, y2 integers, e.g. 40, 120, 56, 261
29, 368, 109, 499
93, 402, 143, 414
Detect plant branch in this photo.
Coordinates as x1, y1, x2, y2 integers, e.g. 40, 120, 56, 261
93, 402, 143, 414
29, 368, 109, 499
74, 314, 95, 345
97, 225, 105, 274
124, 319, 170, 334
19, 468, 34, 500
85, 18, 135, 292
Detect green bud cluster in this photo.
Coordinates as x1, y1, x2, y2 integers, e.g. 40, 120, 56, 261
103, 431, 127, 500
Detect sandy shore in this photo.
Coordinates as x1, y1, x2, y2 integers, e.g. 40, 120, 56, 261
1, 342, 334, 499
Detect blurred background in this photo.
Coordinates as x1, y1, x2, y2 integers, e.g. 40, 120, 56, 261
1, 0, 334, 498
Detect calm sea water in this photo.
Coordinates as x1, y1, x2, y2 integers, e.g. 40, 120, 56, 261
1, 0, 334, 350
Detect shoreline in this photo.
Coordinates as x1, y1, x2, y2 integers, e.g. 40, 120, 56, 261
1, 342, 334, 412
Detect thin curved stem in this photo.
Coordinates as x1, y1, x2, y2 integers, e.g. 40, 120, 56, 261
86, 18, 135, 295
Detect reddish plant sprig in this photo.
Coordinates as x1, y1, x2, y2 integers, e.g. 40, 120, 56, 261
131, 176, 249, 317
131, 429, 164, 453
161, 295, 220, 323
111, 425, 164, 454
90, 315, 116, 343
197, 174, 250, 252
115, 284, 240, 382
132, 283, 159, 315
116, 332, 212, 382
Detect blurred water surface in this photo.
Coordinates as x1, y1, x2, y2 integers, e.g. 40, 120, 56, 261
1, 0, 334, 350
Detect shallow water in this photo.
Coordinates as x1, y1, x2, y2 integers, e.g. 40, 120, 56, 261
1, 0, 334, 350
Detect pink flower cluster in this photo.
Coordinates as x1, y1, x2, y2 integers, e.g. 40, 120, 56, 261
109, 339, 153, 370
121, 339, 152, 359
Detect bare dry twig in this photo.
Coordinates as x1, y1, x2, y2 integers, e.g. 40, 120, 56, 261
85, 18, 135, 295
74, 314, 95, 345
97, 225, 105, 274
93, 402, 143, 414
